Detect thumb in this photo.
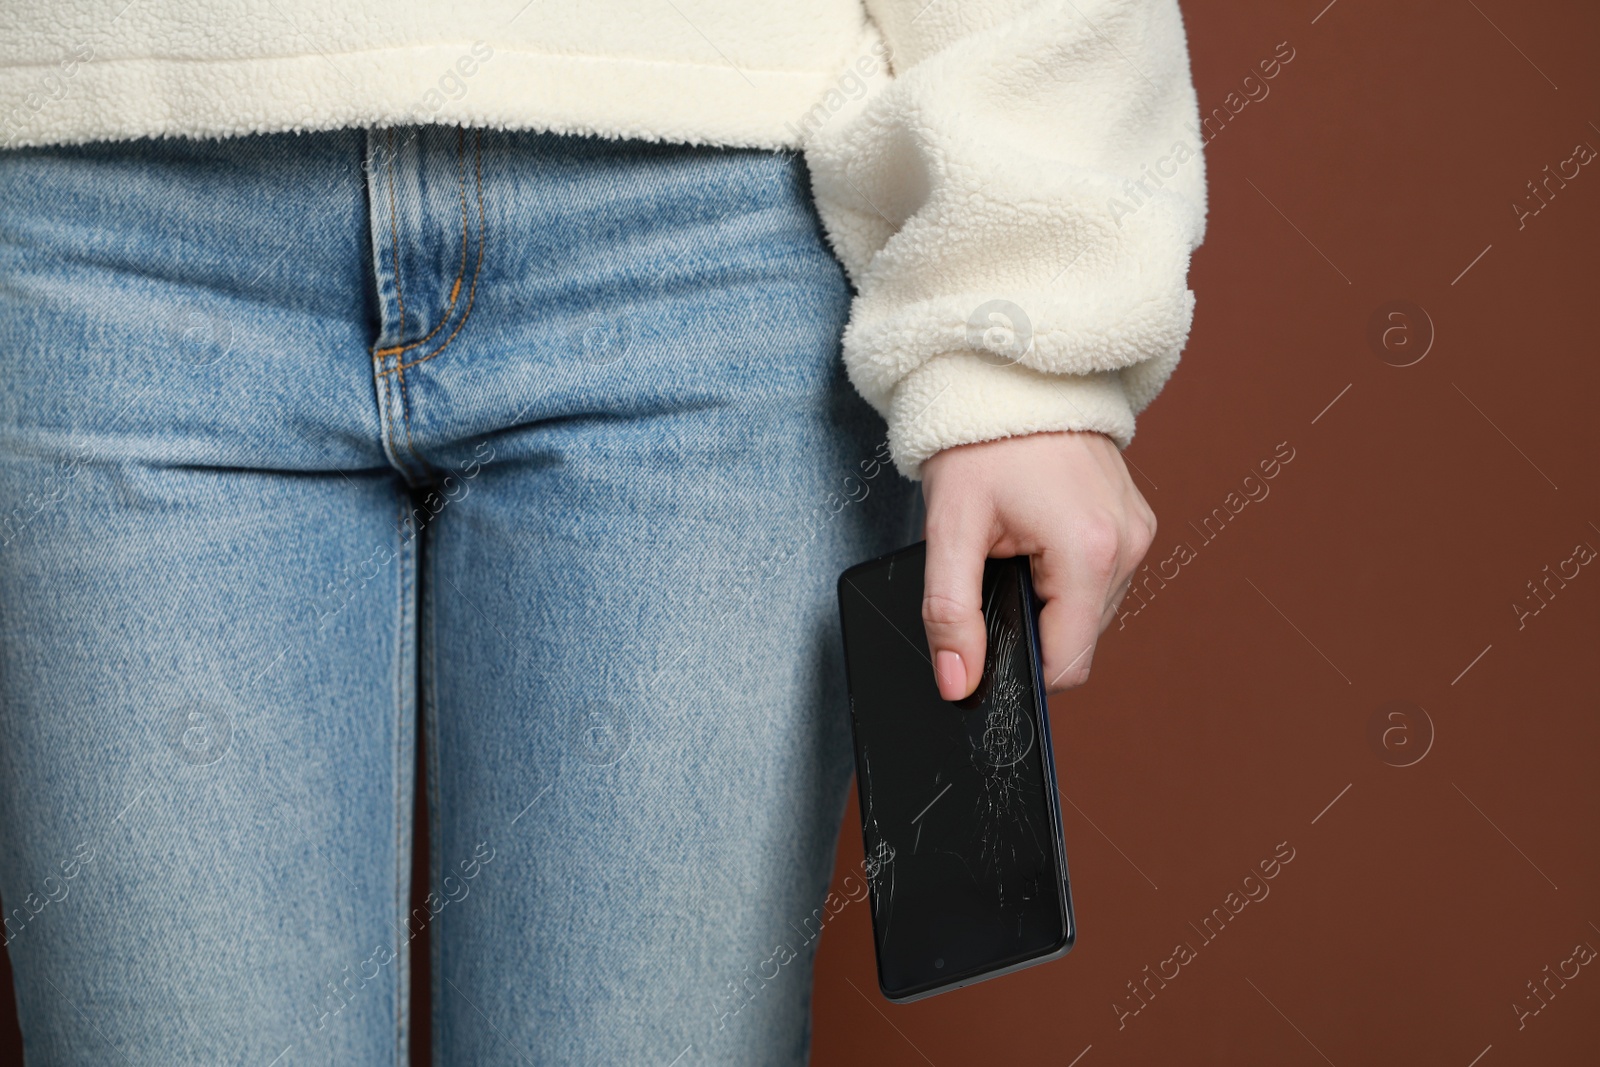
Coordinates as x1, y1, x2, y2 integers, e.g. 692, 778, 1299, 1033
922, 520, 991, 702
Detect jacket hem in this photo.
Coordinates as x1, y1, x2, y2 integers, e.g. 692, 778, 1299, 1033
0, 42, 872, 150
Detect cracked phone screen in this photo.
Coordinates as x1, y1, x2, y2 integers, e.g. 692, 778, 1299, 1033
838, 542, 1073, 1001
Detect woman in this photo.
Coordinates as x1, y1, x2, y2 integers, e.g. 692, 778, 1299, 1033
0, 1, 1205, 1062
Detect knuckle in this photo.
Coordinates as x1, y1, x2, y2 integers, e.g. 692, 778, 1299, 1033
1128, 516, 1156, 562
1074, 515, 1122, 574
921, 591, 972, 629
1137, 499, 1159, 539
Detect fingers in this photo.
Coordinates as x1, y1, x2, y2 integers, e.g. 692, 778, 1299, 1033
1037, 499, 1156, 692
922, 510, 992, 702
1033, 514, 1121, 692
918, 430, 1157, 699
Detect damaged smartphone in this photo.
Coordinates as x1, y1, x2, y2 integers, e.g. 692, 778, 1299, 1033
836, 541, 1075, 1002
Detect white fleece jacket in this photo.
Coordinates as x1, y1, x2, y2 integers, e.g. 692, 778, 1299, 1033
0, 0, 1206, 478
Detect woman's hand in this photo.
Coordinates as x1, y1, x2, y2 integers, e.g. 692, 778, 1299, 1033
919, 430, 1156, 699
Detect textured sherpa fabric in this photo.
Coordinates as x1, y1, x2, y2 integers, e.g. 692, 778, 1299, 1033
0, 0, 1206, 478
806, 0, 1207, 476
0, 2, 882, 151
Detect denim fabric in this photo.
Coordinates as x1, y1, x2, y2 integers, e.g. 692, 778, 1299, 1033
0, 125, 917, 1065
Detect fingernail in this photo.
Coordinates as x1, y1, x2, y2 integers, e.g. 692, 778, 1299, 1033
935, 650, 966, 700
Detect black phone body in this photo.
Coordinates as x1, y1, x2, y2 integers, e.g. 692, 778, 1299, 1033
836, 541, 1075, 1003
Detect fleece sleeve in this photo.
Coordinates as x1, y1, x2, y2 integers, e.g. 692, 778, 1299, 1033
803, 0, 1208, 479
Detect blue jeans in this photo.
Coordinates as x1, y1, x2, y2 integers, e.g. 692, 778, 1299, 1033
0, 125, 916, 1065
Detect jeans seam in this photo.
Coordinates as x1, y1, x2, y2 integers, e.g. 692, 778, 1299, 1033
395, 360, 438, 483
378, 357, 425, 484
373, 127, 471, 360
381, 128, 485, 377
394, 500, 416, 1067
386, 128, 409, 341
380, 129, 438, 483
422, 509, 443, 1064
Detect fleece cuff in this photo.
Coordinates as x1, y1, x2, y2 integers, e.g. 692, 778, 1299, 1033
885, 353, 1136, 480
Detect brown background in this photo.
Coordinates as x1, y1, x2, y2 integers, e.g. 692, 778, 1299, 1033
812, 0, 1600, 1064
3, 1, 1597, 1064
